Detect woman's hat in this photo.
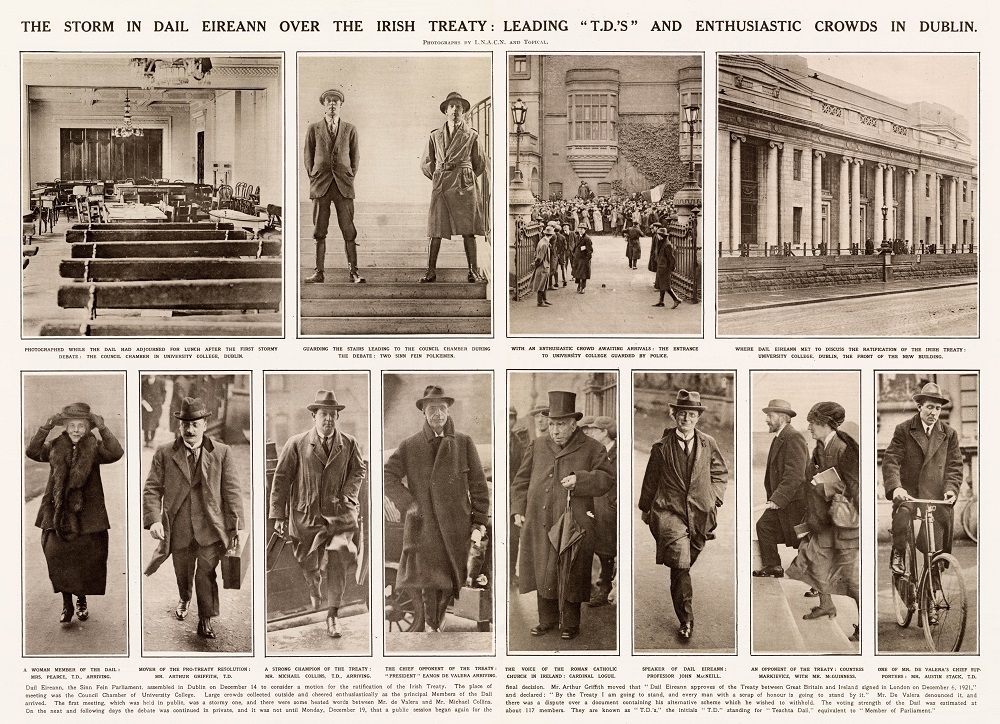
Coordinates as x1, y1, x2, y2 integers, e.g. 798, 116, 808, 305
762, 399, 797, 418
912, 382, 950, 406
173, 397, 211, 421
59, 402, 93, 421
308, 389, 345, 412
439, 91, 471, 114
416, 385, 454, 411
807, 401, 846, 428
669, 389, 707, 412
542, 391, 582, 421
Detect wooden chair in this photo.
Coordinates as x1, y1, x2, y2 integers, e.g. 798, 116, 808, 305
212, 184, 234, 211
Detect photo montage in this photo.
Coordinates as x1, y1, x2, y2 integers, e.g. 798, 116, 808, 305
297, 55, 493, 337
717, 54, 978, 337
22, 53, 283, 338
508, 54, 704, 336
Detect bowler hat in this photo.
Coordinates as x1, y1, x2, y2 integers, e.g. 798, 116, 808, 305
669, 389, 707, 412
762, 399, 797, 418
416, 385, 455, 411
308, 389, 345, 412
439, 91, 471, 114
173, 397, 211, 421
542, 391, 582, 421
319, 87, 345, 105
912, 382, 950, 406
59, 402, 94, 422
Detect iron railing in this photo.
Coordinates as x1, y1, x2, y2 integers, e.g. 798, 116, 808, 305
510, 219, 541, 301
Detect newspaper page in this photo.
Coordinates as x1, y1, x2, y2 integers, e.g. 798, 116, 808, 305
4, 0, 993, 720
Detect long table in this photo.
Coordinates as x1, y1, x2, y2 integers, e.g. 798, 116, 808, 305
104, 203, 169, 223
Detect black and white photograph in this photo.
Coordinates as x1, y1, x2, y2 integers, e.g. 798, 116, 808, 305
509, 371, 618, 653
264, 373, 371, 655
750, 371, 861, 653
298, 55, 492, 336
876, 372, 978, 654
21, 53, 283, 338
634, 373, 734, 652
382, 372, 494, 653
508, 54, 703, 336
717, 53, 978, 337
140, 374, 252, 654
22, 373, 126, 656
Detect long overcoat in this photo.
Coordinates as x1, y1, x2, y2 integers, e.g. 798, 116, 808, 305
638, 428, 729, 568
140, 378, 166, 434
512, 427, 615, 601
384, 419, 490, 596
653, 238, 677, 291
530, 237, 550, 293
593, 442, 618, 557
625, 226, 641, 262
421, 122, 486, 238
269, 427, 366, 571
570, 232, 593, 280
763, 424, 810, 546
304, 119, 359, 199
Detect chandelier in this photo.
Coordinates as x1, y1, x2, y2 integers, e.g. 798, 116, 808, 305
111, 90, 142, 139
131, 57, 213, 89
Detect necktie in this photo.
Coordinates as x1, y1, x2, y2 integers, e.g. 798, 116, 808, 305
188, 448, 197, 480
322, 436, 331, 456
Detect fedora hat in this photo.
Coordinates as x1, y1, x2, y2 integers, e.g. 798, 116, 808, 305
59, 402, 94, 422
542, 391, 582, 421
669, 389, 707, 412
173, 397, 211, 421
439, 91, 471, 114
308, 389, 345, 412
528, 404, 549, 417
415, 384, 454, 411
762, 399, 797, 418
912, 382, 949, 406
319, 87, 345, 105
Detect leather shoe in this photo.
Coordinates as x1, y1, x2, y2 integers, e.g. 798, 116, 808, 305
175, 600, 190, 621
849, 624, 859, 643
326, 616, 342, 639
804, 587, 820, 598
349, 271, 366, 284
671, 300, 681, 309
653, 302, 665, 307
60, 605, 74, 624
75, 596, 89, 621
890, 548, 905, 576
560, 628, 579, 640
197, 618, 216, 639
530, 623, 555, 637
678, 621, 694, 640
587, 589, 610, 608
419, 271, 437, 283
752, 566, 784, 578
304, 271, 325, 284
803, 605, 837, 620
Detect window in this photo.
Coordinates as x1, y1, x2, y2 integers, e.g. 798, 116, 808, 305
793, 149, 802, 181
548, 182, 563, 200
925, 173, 931, 198
970, 190, 974, 208
963, 219, 968, 244
963, 181, 967, 202
821, 156, 832, 192
510, 55, 529, 79
792, 207, 802, 243
597, 182, 612, 196
860, 166, 869, 197
568, 93, 617, 142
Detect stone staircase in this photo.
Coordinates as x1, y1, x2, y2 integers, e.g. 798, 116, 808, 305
752, 576, 858, 653
299, 201, 491, 335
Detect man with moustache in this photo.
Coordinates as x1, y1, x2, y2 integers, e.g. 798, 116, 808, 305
269, 390, 366, 638
580, 416, 618, 608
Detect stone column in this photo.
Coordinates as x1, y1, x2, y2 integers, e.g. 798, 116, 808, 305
886, 166, 895, 237
933, 173, 940, 248
730, 134, 744, 253
839, 157, 850, 252
904, 169, 914, 247
874, 163, 885, 244
812, 151, 825, 251
949, 177, 958, 250
851, 159, 862, 250
766, 141, 781, 248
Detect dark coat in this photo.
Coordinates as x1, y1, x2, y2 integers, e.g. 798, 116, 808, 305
530, 237, 551, 293
653, 238, 676, 291
384, 419, 490, 595
763, 424, 810, 546
142, 436, 245, 575
882, 414, 963, 501
593, 442, 618, 556
639, 428, 729, 568
141, 378, 166, 432
512, 427, 615, 601
304, 118, 359, 199
269, 427, 366, 571
625, 227, 641, 262
421, 121, 486, 238
804, 431, 860, 550
28, 424, 124, 537
571, 232, 593, 280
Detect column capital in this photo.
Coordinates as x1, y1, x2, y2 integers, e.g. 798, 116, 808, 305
768, 140, 783, 150
877, 162, 887, 170
905, 168, 916, 176
841, 156, 852, 165
854, 158, 865, 167
730, 133, 746, 143
813, 150, 826, 159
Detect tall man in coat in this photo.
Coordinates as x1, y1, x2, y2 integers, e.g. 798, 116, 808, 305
269, 390, 366, 639
303, 87, 364, 284
383, 385, 490, 632
581, 415, 618, 608
420, 92, 487, 284
651, 225, 681, 308
752, 399, 809, 578
883, 382, 964, 574
639, 390, 729, 641
512, 391, 616, 641
143, 398, 244, 639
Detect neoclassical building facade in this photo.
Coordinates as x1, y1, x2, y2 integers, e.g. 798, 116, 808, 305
718, 55, 978, 254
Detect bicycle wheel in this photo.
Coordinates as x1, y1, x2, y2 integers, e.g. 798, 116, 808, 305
960, 498, 978, 543
919, 553, 967, 652
891, 531, 916, 627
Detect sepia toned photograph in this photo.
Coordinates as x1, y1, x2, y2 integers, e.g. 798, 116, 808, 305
509, 371, 618, 653
717, 54, 978, 337
876, 372, 978, 654
298, 55, 492, 336
21, 53, 283, 338
750, 371, 861, 653
140, 374, 252, 654
382, 372, 494, 654
22, 373, 126, 656
634, 373, 734, 652
264, 373, 371, 655
508, 54, 703, 336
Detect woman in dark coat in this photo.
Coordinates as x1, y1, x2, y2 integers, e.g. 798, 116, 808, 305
625, 223, 642, 270
651, 226, 681, 308
787, 402, 860, 643
570, 228, 593, 294
26, 402, 124, 624
140, 375, 166, 447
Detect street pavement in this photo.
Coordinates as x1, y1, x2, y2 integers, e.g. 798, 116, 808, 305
266, 605, 371, 655
23, 451, 128, 656
510, 232, 702, 336
385, 611, 493, 654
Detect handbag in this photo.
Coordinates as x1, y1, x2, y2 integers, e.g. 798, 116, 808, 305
828, 493, 859, 529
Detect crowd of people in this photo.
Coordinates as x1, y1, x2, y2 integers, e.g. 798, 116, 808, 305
531, 195, 676, 238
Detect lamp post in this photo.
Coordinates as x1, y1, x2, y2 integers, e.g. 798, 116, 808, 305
881, 204, 888, 248
673, 103, 702, 228
511, 98, 527, 182
684, 104, 700, 185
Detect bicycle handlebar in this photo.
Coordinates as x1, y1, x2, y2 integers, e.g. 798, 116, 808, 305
897, 497, 956, 506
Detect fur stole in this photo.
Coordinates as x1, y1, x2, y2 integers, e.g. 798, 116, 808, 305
48, 433, 99, 539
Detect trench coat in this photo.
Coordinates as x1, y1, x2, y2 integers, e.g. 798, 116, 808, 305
384, 419, 490, 596
269, 427, 366, 571
304, 119, 359, 199
571, 233, 593, 280
512, 427, 615, 601
530, 237, 551, 293
421, 121, 486, 238
763, 424, 810, 546
638, 428, 729, 568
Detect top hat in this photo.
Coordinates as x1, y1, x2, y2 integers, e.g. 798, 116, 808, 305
59, 402, 94, 422
669, 389, 707, 412
762, 399, 797, 418
308, 389, 345, 412
319, 87, 345, 105
439, 91, 471, 114
416, 385, 455, 411
173, 397, 211, 421
912, 382, 950, 406
542, 391, 582, 421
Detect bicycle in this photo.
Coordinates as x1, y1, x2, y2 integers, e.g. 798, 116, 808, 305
890, 498, 968, 652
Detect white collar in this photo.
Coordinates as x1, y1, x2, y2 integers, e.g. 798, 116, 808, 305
676, 430, 696, 443
822, 430, 837, 447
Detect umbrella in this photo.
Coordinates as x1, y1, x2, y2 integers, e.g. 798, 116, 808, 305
548, 490, 584, 629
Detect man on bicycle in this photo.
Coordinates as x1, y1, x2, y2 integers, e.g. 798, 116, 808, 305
883, 382, 963, 575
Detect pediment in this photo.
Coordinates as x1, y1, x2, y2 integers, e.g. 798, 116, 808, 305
719, 54, 813, 97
